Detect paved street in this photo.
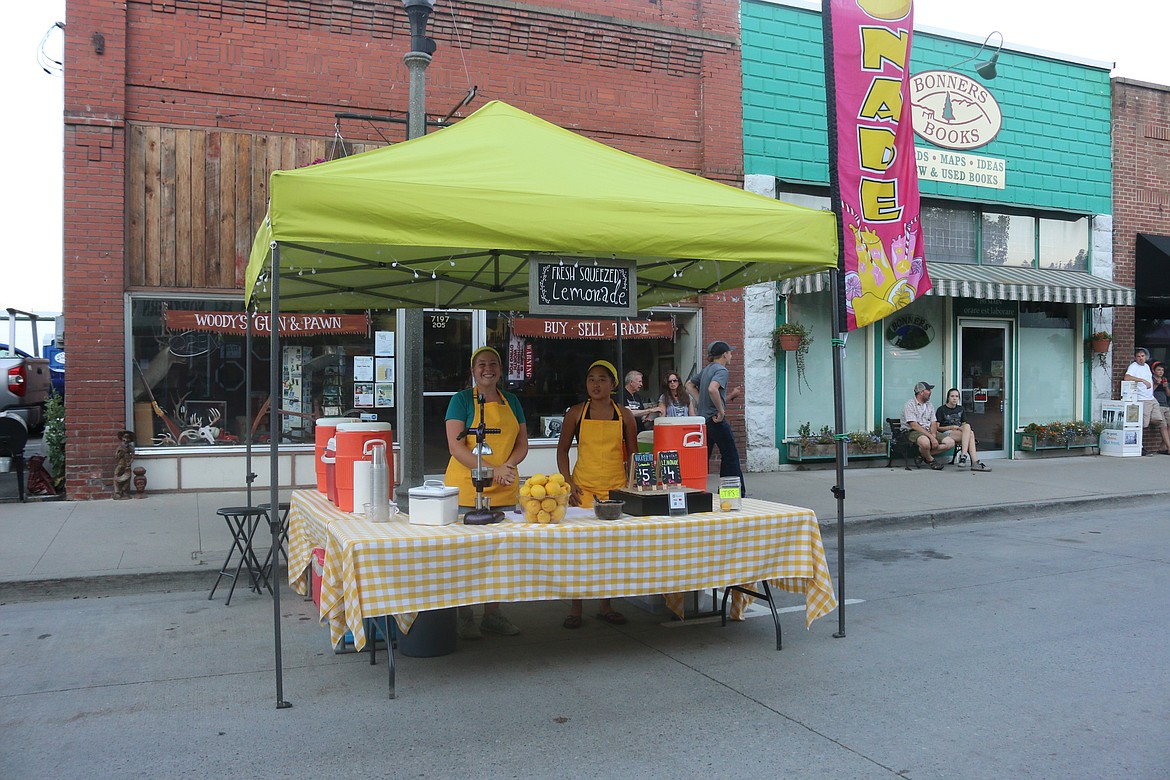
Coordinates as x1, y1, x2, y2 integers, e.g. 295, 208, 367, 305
2, 505, 1166, 779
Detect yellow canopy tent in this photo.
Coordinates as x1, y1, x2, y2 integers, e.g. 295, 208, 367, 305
244, 100, 839, 703
245, 100, 837, 309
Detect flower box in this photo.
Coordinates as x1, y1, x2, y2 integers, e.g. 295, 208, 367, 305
1017, 433, 1100, 452
786, 441, 889, 461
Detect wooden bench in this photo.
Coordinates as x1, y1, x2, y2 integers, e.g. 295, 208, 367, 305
886, 417, 956, 470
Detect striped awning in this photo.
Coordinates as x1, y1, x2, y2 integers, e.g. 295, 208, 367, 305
779, 263, 1135, 306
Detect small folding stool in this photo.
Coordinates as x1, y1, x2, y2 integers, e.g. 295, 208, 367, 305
257, 501, 291, 588
208, 506, 270, 605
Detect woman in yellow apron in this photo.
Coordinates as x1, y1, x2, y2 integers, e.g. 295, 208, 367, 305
556, 359, 638, 629
444, 346, 529, 638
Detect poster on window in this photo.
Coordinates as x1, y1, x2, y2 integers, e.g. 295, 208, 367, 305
375, 357, 395, 383
353, 356, 374, 382
375, 382, 394, 407
354, 383, 374, 408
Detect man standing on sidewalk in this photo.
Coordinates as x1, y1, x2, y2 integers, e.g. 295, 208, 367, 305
694, 341, 746, 495
1123, 347, 1170, 455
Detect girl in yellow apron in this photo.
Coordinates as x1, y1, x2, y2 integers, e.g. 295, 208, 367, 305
555, 359, 638, 629
444, 346, 529, 637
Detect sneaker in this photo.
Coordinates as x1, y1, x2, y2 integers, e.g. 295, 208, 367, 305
480, 611, 521, 636
458, 612, 482, 640
957, 453, 968, 467
972, 461, 992, 472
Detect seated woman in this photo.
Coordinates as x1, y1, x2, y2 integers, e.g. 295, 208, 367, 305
556, 359, 638, 629
937, 387, 990, 472
656, 371, 695, 418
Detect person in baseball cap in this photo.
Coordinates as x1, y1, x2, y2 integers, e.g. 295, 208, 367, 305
900, 381, 953, 470
708, 340, 734, 358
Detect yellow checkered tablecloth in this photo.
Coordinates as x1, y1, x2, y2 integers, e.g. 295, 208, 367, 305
287, 489, 349, 596
314, 497, 838, 651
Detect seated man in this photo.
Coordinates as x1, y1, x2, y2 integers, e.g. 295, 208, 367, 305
1123, 347, 1170, 455
900, 381, 955, 471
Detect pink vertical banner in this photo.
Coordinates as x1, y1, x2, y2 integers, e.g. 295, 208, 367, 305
825, 0, 930, 331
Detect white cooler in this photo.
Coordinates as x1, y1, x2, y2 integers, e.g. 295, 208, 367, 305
408, 480, 460, 525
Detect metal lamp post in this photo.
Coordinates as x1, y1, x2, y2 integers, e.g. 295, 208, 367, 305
397, 0, 435, 508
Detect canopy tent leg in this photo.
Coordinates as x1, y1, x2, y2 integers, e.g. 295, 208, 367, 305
269, 243, 292, 709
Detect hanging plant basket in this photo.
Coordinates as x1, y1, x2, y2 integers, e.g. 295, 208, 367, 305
1089, 338, 1110, 355
777, 333, 803, 352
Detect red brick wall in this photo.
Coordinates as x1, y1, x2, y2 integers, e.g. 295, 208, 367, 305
61, 0, 745, 497
1112, 79, 1170, 388
701, 289, 746, 450
63, 0, 130, 499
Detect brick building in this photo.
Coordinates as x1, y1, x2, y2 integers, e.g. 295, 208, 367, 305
1112, 79, 1170, 375
61, 0, 747, 498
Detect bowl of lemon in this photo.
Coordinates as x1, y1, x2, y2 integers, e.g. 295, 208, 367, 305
519, 473, 569, 524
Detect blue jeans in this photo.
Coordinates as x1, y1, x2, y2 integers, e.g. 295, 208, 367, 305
706, 418, 745, 496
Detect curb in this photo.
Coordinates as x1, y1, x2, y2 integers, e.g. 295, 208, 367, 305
819, 490, 1165, 535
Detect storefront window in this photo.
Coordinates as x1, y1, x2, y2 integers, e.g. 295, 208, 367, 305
1039, 217, 1089, 270
982, 213, 1036, 267
1017, 303, 1076, 421
881, 296, 945, 419
129, 297, 390, 447
921, 204, 977, 264
784, 293, 870, 435
493, 311, 697, 439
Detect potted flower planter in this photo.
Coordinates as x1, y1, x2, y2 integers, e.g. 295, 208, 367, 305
776, 334, 803, 352
1089, 338, 1110, 354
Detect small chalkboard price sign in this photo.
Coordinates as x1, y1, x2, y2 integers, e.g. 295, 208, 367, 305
529, 255, 638, 317
630, 452, 656, 490
657, 450, 682, 486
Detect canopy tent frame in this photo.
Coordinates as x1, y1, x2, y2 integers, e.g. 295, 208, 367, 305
245, 100, 840, 703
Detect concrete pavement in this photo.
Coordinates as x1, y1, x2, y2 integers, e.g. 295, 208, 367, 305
0, 450, 1163, 595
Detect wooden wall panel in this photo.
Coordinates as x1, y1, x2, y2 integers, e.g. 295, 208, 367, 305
125, 124, 377, 293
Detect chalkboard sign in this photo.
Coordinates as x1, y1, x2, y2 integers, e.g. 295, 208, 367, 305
657, 450, 682, 486
631, 452, 656, 489
529, 256, 638, 317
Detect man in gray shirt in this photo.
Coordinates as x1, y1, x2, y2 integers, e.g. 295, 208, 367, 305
693, 340, 746, 495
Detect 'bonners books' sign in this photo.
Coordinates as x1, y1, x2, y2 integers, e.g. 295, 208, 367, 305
529, 256, 637, 317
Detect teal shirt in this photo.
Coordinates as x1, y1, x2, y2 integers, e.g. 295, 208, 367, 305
445, 388, 526, 427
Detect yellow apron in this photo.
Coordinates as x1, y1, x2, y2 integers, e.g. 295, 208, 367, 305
444, 394, 521, 508
572, 400, 627, 508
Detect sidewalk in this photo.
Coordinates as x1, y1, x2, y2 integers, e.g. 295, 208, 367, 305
2, 452, 1166, 594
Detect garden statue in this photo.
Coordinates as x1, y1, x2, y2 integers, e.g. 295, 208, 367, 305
113, 429, 135, 500
133, 466, 147, 497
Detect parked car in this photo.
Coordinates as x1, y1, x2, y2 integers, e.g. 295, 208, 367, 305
2, 309, 53, 434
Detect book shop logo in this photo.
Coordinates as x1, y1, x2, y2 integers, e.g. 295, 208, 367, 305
910, 70, 1002, 150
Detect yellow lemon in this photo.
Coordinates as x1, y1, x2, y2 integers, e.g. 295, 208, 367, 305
551, 506, 566, 521
541, 497, 557, 512
721, 501, 732, 511
530, 484, 547, 499
548, 473, 565, 484
519, 484, 531, 498
537, 509, 551, 523
525, 498, 541, 512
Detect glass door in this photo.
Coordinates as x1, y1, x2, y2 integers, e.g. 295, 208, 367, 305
958, 320, 1011, 458
422, 310, 476, 473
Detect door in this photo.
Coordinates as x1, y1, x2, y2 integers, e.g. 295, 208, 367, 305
421, 310, 477, 473
958, 320, 1011, 458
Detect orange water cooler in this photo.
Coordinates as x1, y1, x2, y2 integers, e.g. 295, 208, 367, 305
335, 422, 394, 512
314, 417, 352, 493
653, 416, 707, 491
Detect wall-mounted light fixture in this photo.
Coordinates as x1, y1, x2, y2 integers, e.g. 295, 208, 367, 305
91, 31, 106, 55
951, 30, 1003, 80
